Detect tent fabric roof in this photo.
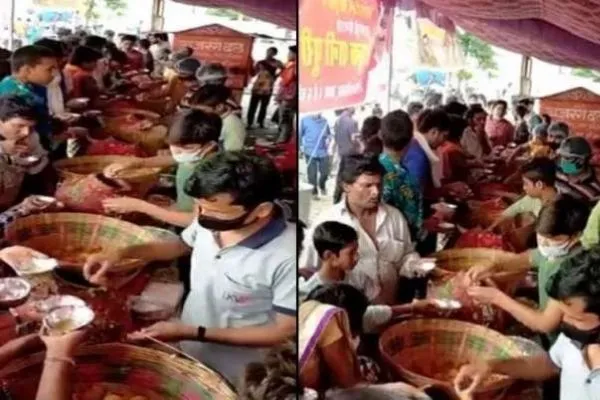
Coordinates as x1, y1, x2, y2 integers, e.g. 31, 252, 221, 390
405, 0, 600, 69
169, 0, 296, 30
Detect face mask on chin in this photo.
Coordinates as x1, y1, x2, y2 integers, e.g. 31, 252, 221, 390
197, 208, 258, 232
559, 321, 600, 347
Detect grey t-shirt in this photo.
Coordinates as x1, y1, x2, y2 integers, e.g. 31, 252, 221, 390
179, 217, 297, 385
334, 114, 359, 157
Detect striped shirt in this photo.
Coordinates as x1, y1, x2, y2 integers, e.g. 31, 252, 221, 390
555, 170, 600, 204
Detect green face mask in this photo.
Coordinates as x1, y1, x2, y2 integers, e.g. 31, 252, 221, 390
560, 159, 582, 175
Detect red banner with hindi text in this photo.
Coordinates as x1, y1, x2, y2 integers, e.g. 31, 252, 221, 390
299, 0, 393, 113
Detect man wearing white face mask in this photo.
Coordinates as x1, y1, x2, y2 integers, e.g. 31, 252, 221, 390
465, 195, 590, 346
102, 109, 221, 227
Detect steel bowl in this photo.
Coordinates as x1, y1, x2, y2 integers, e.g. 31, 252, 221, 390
36, 295, 86, 313
0, 278, 31, 308
43, 305, 95, 335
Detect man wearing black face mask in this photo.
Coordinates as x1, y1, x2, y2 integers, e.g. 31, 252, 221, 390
83, 152, 297, 385
455, 248, 600, 400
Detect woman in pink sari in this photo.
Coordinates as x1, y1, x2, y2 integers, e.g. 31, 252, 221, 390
485, 100, 515, 148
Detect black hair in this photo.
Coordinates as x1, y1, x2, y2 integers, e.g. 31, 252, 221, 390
190, 84, 231, 107
542, 114, 552, 125
184, 151, 283, 209
305, 283, 369, 336
424, 92, 443, 108
298, 220, 306, 256
289, 45, 297, 54
69, 46, 103, 67
0, 95, 38, 122
339, 154, 385, 185
446, 114, 467, 142
121, 34, 138, 43
0, 48, 11, 61
515, 104, 528, 119
465, 104, 487, 121
167, 109, 222, 146
34, 38, 65, 57
83, 35, 108, 51
267, 47, 278, 55
532, 123, 548, 139
443, 101, 468, 117
519, 98, 534, 106
138, 39, 151, 50
406, 101, 424, 118
313, 221, 358, 259
106, 47, 127, 65
493, 100, 508, 111
416, 107, 450, 134
535, 194, 590, 237
10, 45, 57, 72
546, 248, 600, 316
380, 109, 413, 151
0, 60, 10, 81
548, 122, 570, 138
360, 116, 382, 154
520, 157, 556, 187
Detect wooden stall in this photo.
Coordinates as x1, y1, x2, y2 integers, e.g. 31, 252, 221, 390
539, 87, 600, 165
172, 24, 254, 103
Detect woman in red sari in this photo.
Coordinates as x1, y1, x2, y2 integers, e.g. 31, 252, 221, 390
485, 100, 515, 148
63, 46, 103, 101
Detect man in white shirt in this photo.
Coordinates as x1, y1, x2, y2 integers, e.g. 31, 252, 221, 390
149, 33, 170, 60
83, 152, 296, 385
455, 249, 600, 400
300, 154, 422, 305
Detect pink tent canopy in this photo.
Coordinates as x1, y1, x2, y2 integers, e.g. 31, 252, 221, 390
170, 0, 296, 30
400, 0, 600, 69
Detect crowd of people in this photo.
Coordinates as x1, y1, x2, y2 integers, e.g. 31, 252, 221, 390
298, 95, 600, 400
0, 28, 299, 400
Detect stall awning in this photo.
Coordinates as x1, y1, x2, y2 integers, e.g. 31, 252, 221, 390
400, 0, 600, 70
170, 0, 296, 30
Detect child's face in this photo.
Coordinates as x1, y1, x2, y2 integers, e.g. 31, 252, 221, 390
330, 242, 359, 271
25, 57, 58, 86
522, 177, 543, 197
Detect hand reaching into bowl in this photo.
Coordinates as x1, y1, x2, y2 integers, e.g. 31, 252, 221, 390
127, 321, 197, 343
467, 285, 503, 306
454, 361, 491, 399
83, 250, 123, 286
464, 264, 496, 284
103, 196, 146, 214
103, 159, 143, 178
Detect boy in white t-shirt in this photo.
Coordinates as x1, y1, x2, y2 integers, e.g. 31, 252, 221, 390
299, 221, 435, 333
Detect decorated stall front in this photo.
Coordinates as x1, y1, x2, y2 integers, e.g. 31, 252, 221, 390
172, 24, 254, 103
539, 87, 600, 165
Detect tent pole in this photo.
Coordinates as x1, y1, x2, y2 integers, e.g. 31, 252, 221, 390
8, 0, 15, 50
386, 8, 395, 113
151, 0, 165, 31
519, 55, 532, 96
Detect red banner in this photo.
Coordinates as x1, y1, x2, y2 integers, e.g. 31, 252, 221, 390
299, 0, 393, 113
